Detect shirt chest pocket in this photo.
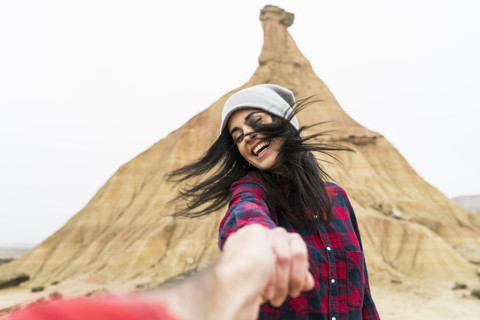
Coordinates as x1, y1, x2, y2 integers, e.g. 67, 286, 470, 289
345, 250, 366, 309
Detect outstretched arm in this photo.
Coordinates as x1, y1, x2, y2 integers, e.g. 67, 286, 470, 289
7, 225, 313, 320
219, 177, 315, 309
155, 224, 276, 320
156, 224, 313, 319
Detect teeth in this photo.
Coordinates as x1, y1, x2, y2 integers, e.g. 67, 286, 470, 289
253, 141, 270, 156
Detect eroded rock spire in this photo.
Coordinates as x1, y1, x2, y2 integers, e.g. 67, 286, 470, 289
260, 5, 294, 27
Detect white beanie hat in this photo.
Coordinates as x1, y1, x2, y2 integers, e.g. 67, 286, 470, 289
220, 84, 299, 133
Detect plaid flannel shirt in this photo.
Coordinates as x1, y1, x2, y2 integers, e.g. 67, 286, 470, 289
218, 172, 380, 320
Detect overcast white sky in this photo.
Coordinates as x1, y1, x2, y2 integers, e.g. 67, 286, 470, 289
1, 0, 479, 247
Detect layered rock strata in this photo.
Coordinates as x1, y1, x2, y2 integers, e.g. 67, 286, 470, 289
1, 6, 479, 298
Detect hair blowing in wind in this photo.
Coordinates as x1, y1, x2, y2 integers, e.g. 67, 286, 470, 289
166, 96, 352, 232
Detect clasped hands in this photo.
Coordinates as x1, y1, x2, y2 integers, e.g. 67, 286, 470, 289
5, 225, 314, 320
222, 225, 315, 307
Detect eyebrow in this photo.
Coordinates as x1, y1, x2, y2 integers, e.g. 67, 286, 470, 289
230, 111, 261, 135
245, 111, 261, 122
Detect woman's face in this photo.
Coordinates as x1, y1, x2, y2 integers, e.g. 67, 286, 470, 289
227, 108, 284, 172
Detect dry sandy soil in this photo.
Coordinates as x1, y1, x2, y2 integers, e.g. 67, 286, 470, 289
372, 276, 480, 320
1, 275, 480, 319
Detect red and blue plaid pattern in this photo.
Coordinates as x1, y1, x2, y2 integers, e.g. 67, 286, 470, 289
219, 172, 380, 320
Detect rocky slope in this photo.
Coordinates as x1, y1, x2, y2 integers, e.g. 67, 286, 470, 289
1, 5, 479, 308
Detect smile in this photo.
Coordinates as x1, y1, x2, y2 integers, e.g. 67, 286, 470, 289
252, 141, 270, 156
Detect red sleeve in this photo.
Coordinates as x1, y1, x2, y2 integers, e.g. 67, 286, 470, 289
7, 296, 182, 320
218, 173, 277, 250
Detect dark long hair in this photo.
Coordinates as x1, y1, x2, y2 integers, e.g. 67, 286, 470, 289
166, 97, 352, 232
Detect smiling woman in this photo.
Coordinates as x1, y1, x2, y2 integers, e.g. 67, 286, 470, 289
166, 84, 344, 225
167, 84, 380, 319
228, 109, 285, 172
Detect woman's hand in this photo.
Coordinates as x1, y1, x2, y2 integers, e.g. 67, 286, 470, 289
263, 227, 315, 306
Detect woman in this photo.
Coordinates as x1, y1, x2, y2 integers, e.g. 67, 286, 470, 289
168, 84, 380, 320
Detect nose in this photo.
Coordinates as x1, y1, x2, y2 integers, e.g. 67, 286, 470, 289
243, 130, 256, 143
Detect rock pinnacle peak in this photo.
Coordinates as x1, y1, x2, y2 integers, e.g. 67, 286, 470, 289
1, 6, 480, 314
260, 5, 294, 27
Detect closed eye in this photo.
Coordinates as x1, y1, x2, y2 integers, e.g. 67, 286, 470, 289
234, 133, 244, 143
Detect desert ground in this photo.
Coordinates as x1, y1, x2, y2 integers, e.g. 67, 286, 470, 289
1, 265, 480, 319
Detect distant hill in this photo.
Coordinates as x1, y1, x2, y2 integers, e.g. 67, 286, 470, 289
453, 195, 480, 214
0, 247, 30, 259
0, 248, 29, 266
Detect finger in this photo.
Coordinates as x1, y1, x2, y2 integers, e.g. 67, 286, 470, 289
263, 267, 276, 300
303, 271, 315, 291
268, 228, 291, 306
287, 233, 309, 297
271, 250, 290, 306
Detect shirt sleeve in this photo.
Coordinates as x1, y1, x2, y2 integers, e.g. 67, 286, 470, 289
218, 176, 277, 250
346, 196, 381, 320
7, 296, 182, 320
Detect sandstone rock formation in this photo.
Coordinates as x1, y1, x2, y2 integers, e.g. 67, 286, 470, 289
1, 5, 480, 305
0, 273, 30, 290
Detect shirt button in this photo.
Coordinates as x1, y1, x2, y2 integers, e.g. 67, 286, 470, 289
314, 215, 318, 219
326, 246, 332, 251
331, 279, 336, 284
332, 317, 336, 320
